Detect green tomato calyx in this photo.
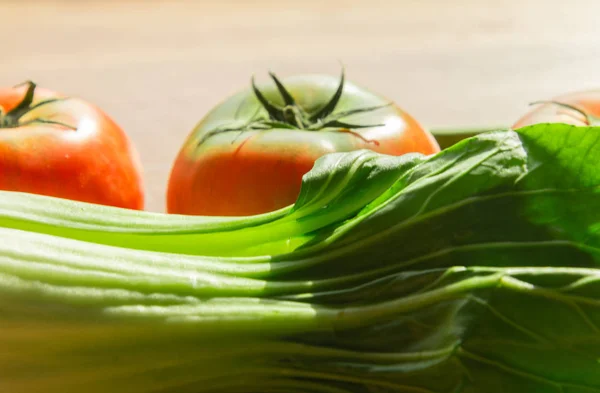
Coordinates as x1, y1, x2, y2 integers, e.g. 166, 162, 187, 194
529, 100, 600, 126
251, 69, 390, 131
0, 81, 75, 130
197, 70, 392, 147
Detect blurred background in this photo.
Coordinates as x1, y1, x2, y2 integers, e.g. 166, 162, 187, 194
2, 0, 599, 212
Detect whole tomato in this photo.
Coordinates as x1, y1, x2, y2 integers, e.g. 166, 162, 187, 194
513, 90, 600, 128
0, 81, 144, 209
167, 71, 440, 216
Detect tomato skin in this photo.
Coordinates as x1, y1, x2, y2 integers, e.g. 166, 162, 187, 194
0, 83, 145, 210
513, 90, 600, 128
167, 74, 440, 217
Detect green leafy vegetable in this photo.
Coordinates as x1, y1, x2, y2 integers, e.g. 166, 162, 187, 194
0, 123, 599, 393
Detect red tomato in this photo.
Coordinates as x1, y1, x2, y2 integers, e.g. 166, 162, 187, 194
0, 81, 144, 209
167, 71, 440, 216
513, 90, 600, 128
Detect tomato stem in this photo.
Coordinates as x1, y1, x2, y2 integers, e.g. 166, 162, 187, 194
251, 76, 285, 122
308, 67, 345, 121
8, 80, 37, 118
0, 81, 75, 130
198, 69, 390, 147
19, 118, 77, 130
268, 71, 297, 107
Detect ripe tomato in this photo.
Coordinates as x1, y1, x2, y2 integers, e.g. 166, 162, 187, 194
0, 81, 144, 209
513, 90, 600, 128
167, 71, 440, 216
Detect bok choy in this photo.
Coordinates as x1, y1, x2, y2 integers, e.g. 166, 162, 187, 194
0, 123, 599, 393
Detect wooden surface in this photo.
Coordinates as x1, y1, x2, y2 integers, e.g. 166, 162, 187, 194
2, 0, 600, 212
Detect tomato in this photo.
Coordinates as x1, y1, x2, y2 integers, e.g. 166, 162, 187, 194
0, 81, 144, 209
167, 71, 440, 216
513, 90, 600, 128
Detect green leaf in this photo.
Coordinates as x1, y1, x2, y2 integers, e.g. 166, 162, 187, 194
515, 123, 600, 189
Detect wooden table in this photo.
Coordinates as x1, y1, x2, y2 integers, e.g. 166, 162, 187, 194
3, 0, 600, 212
